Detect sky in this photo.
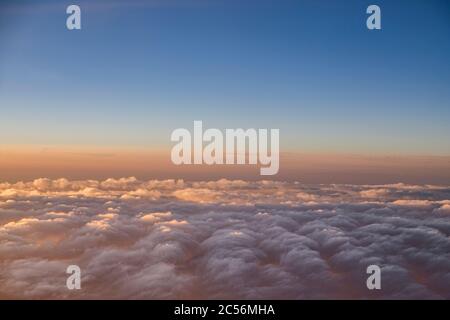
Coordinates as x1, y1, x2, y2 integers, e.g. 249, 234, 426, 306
0, 0, 449, 181
1, 1, 450, 300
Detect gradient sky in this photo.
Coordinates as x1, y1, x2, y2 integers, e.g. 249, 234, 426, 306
0, 0, 449, 155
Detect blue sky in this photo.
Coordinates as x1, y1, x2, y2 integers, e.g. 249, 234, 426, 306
0, 0, 449, 154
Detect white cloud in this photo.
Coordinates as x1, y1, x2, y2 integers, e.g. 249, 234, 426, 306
0, 178, 449, 299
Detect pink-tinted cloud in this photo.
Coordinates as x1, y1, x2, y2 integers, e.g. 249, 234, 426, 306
0, 178, 449, 299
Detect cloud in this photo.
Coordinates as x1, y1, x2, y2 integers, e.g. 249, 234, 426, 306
0, 178, 449, 299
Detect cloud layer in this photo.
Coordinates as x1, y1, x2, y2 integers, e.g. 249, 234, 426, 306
0, 178, 449, 299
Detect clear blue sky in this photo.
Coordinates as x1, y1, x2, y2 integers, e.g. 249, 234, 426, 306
0, 0, 449, 154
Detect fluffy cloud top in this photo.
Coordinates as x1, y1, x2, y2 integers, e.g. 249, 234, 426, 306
0, 178, 449, 299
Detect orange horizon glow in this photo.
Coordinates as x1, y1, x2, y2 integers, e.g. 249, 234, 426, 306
1, 145, 450, 184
